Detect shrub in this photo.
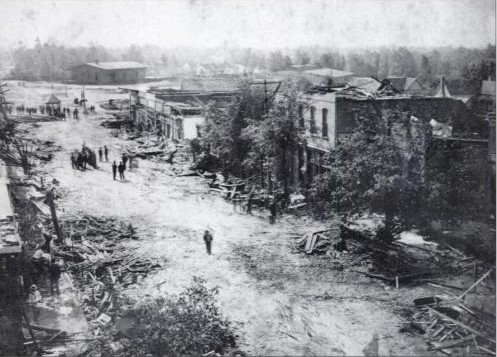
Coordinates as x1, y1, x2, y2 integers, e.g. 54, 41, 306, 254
85, 277, 238, 357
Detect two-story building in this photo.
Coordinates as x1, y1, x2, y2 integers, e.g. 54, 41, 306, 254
295, 88, 479, 185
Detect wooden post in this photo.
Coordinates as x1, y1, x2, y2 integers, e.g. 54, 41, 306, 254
395, 276, 399, 289
46, 188, 63, 245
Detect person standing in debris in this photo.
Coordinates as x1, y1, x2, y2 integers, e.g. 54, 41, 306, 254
128, 155, 133, 171
203, 230, 213, 255
112, 161, 117, 180
122, 154, 128, 170
246, 190, 254, 214
28, 284, 42, 322
49, 260, 62, 295
269, 199, 277, 224
98, 147, 103, 162
104, 146, 109, 162
118, 161, 125, 180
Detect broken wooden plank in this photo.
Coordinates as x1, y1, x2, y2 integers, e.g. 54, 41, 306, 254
428, 335, 474, 351
478, 346, 497, 356
458, 269, 494, 300
442, 242, 466, 257
306, 234, 318, 254
427, 307, 496, 344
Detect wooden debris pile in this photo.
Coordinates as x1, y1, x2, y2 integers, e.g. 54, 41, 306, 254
292, 225, 479, 286
50, 215, 163, 331
403, 269, 496, 356
293, 229, 335, 254
60, 215, 138, 243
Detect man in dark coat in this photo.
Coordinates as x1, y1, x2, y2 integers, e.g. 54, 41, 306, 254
104, 146, 109, 161
112, 161, 117, 180
118, 162, 125, 180
269, 199, 277, 224
98, 147, 103, 162
203, 230, 213, 255
122, 154, 128, 170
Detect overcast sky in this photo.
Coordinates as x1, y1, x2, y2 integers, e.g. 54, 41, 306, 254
0, 0, 495, 49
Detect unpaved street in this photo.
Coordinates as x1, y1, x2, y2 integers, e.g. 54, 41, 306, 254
16, 83, 426, 356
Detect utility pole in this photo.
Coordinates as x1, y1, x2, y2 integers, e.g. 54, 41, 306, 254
46, 188, 64, 245
249, 79, 281, 192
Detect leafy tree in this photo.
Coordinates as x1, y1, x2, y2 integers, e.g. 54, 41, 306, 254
85, 277, 238, 357
295, 50, 311, 65
201, 81, 266, 177
419, 55, 435, 87
161, 53, 168, 67
311, 107, 429, 241
268, 51, 292, 72
122, 44, 144, 63
391, 47, 417, 77
242, 82, 302, 194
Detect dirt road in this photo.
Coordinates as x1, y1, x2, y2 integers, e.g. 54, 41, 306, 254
14, 82, 426, 356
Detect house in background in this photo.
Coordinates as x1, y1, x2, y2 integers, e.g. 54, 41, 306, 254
70, 61, 147, 84
385, 76, 427, 95
302, 68, 355, 86
435, 77, 496, 119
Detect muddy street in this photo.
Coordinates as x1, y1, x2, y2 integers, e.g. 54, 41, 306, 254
18, 89, 426, 356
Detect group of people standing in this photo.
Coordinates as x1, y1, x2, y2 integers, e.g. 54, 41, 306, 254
71, 144, 134, 181
98, 146, 109, 162
112, 153, 132, 181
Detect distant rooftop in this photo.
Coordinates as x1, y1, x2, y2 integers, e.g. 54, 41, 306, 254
181, 77, 241, 92
81, 61, 147, 70
347, 77, 382, 93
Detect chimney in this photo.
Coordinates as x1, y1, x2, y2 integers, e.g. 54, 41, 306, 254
441, 76, 446, 98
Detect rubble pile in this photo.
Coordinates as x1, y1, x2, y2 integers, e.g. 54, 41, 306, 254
49, 215, 163, 330
402, 270, 496, 356
292, 225, 487, 287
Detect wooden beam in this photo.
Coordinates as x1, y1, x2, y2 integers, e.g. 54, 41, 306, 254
458, 268, 493, 300
426, 307, 496, 345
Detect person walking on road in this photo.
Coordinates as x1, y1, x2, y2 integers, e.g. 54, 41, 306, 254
118, 161, 125, 180
203, 230, 213, 255
269, 199, 277, 224
98, 147, 103, 162
104, 146, 108, 162
122, 154, 128, 170
112, 161, 117, 180
128, 155, 133, 171
246, 190, 254, 214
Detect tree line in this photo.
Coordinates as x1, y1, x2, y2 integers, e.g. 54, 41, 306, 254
5, 40, 495, 95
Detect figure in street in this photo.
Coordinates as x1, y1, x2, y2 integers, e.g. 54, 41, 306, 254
98, 147, 103, 162
112, 161, 117, 180
122, 154, 128, 170
203, 230, 213, 255
118, 161, 125, 180
269, 199, 277, 224
104, 145, 108, 161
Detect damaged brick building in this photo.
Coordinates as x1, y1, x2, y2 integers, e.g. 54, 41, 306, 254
293, 87, 492, 218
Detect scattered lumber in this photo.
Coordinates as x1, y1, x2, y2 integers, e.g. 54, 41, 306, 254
403, 294, 496, 356
458, 268, 494, 300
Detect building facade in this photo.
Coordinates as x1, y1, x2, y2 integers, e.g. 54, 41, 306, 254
295, 90, 479, 185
